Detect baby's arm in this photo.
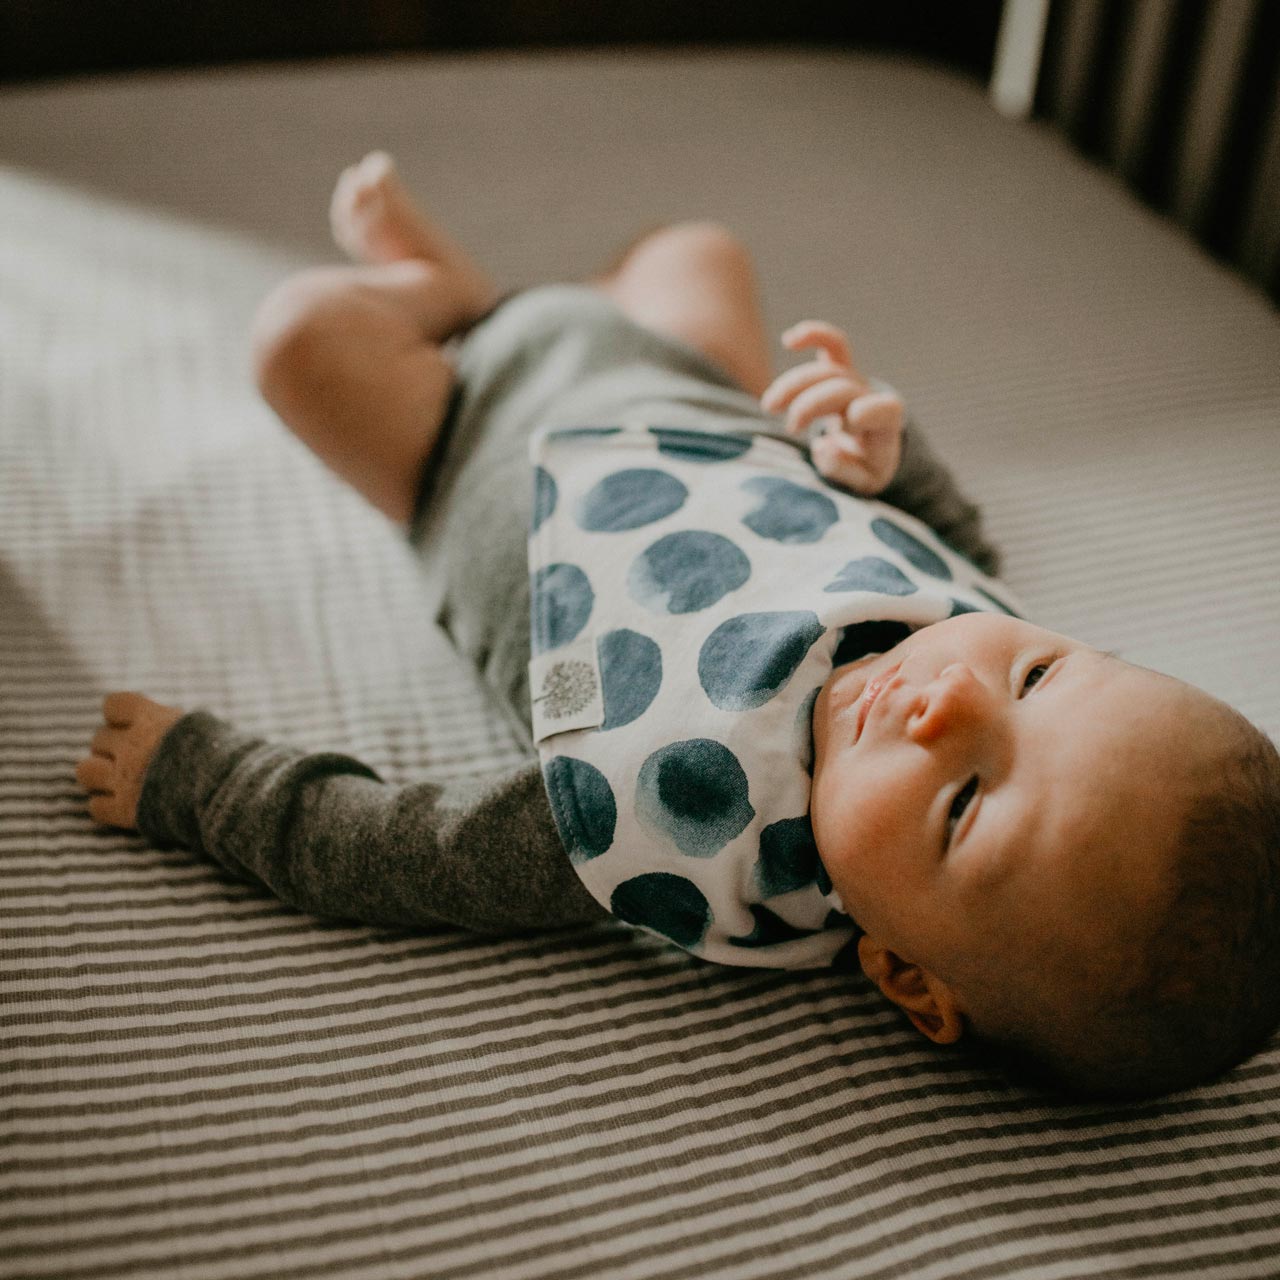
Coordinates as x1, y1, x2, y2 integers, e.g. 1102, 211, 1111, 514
762, 320, 1000, 575
76, 693, 607, 934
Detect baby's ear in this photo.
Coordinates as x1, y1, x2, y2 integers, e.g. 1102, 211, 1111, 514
857, 935, 966, 1045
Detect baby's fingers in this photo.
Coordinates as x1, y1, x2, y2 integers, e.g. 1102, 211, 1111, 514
103, 691, 145, 727
761, 359, 868, 416
844, 389, 905, 439
783, 374, 865, 437
76, 755, 134, 829
86, 792, 132, 830
75, 754, 114, 794
780, 320, 860, 376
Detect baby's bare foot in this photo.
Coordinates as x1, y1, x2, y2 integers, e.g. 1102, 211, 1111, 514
330, 151, 424, 263
329, 152, 498, 312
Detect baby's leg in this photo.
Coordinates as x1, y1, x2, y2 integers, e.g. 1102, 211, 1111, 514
251, 154, 500, 526
593, 221, 774, 397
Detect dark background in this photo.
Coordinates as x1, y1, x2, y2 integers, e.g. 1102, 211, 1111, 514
0, 0, 1004, 83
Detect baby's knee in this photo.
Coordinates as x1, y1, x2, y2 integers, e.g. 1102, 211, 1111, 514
663, 220, 754, 274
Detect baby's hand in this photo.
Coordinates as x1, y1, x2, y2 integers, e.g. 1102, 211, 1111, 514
75, 692, 185, 831
760, 320, 904, 495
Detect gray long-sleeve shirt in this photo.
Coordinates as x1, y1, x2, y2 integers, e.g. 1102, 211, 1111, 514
138, 711, 608, 932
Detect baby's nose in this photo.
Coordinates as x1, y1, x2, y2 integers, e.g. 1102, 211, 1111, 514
905, 664, 985, 744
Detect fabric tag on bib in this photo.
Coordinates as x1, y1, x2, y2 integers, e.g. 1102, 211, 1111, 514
530, 634, 605, 742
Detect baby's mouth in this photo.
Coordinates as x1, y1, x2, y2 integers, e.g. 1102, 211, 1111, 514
854, 662, 902, 743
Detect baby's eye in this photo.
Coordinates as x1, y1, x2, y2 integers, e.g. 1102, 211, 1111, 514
946, 776, 978, 845
1019, 662, 1051, 696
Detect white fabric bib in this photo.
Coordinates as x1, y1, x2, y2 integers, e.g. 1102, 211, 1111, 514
527, 423, 1019, 968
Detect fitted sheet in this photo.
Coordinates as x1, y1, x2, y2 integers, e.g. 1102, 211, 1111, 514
3, 47, 1279, 1280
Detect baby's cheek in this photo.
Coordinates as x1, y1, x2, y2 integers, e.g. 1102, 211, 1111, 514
813, 777, 931, 929
810, 790, 872, 903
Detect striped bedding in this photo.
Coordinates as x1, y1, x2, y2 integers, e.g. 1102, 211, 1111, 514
3, 48, 1279, 1279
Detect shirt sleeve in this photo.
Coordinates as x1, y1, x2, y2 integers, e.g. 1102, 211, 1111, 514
879, 419, 1001, 576
135, 710, 609, 934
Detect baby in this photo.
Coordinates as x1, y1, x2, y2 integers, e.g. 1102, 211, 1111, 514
76, 154, 1280, 1101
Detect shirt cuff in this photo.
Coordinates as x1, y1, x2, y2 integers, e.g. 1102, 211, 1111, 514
135, 709, 247, 849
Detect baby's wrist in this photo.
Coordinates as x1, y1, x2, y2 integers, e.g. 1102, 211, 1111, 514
134, 709, 224, 846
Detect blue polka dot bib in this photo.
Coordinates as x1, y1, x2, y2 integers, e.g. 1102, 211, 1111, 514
527, 423, 1020, 968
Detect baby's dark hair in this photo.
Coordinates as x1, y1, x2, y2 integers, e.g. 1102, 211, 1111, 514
972, 703, 1280, 1101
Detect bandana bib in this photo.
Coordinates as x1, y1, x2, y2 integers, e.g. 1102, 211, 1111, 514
527, 423, 1019, 968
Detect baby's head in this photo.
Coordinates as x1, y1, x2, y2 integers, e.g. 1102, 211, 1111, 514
810, 613, 1280, 1100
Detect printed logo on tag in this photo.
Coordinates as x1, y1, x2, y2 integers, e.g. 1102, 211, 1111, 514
530, 635, 605, 741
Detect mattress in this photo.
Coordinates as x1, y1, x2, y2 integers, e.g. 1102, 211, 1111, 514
3, 47, 1279, 1280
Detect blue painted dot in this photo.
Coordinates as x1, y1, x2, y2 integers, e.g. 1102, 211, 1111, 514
815, 854, 833, 897
973, 585, 1020, 617
728, 904, 820, 949
741, 476, 839, 545
543, 756, 616, 864
628, 531, 750, 615
611, 873, 711, 950
575, 467, 688, 533
823, 557, 918, 596
531, 466, 557, 534
832, 620, 914, 667
598, 628, 662, 730
756, 816, 822, 897
531, 562, 594, 654
796, 685, 821, 776
636, 738, 754, 857
650, 427, 752, 462
547, 426, 622, 440
948, 598, 981, 617
698, 611, 824, 711
871, 516, 953, 580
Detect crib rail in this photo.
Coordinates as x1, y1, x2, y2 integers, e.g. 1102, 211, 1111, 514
995, 0, 1279, 304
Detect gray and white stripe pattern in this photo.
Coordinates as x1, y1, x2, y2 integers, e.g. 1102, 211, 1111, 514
4, 49, 1280, 1280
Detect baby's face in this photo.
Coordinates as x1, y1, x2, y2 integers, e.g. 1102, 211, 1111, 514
810, 613, 1208, 1010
